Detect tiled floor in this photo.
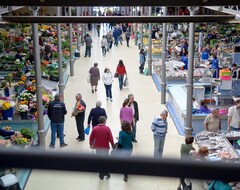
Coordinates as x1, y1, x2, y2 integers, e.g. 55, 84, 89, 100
25, 25, 184, 190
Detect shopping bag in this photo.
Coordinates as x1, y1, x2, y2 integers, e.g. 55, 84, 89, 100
84, 127, 90, 135
114, 72, 118, 78
123, 77, 129, 87
87, 74, 90, 83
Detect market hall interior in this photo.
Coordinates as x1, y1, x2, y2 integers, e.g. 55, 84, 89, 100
25, 25, 184, 190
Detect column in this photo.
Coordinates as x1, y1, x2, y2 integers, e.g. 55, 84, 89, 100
69, 7, 74, 76
148, 6, 152, 75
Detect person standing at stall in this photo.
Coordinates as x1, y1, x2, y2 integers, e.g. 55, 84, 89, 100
204, 108, 221, 132
48, 93, 68, 148
72, 93, 86, 142
139, 49, 146, 74
151, 110, 168, 158
210, 54, 219, 78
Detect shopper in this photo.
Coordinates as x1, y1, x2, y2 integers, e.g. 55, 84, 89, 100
230, 63, 240, 79
128, 94, 139, 142
177, 135, 195, 190
101, 35, 108, 56
151, 109, 168, 158
96, 24, 101, 37
87, 100, 107, 128
89, 63, 100, 93
204, 108, 221, 132
84, 34, 92, 57
199, 100, 211, 114
125, 29, 131, 47
120, 98, 134, 126
113, 27, 119, 46
115, 60, 127, 90
89, 116, 114, 180
117, 121, 134, 182
48, 93, 67, 148
102, 68, 113, 101
72, 93, 86, 142
227, 99, 240, 148
210, 54, 219, 78
139, 49, 146, 74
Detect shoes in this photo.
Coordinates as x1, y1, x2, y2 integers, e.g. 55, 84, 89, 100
92, 89, 94, 93
106, 97, 109, 100
76, 137, 80, 140
84, 56, 87, 57
110, 99, 113, 101
95, 89, 97, 91
60, 143, 68, 148
123, 177, 128, 182
177, 187, 182, 190
133, 139, 137, 143
49, 144, 55, 149
106, 174, 111, 179
78, 139, 85, 142
99, 174, 104, 180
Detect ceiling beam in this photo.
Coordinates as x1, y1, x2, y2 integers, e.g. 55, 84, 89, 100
1, 15, 238, 24
0, 0, 240, 6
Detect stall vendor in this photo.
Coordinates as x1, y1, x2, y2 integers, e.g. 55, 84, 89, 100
210, 54, 219, 78
230, 63, 240, 79
181, 52, 188, 70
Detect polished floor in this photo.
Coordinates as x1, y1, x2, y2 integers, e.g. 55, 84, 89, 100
25, 25, 185, 190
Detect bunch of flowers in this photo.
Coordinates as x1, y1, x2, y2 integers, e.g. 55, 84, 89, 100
42, 89, 53, 106
0, 98, 15, 111
18, 104, 29, 112
14, 81, 26, 96
21, 75, 27, 82
18, 90, 33, 101
27, 85, 36, 94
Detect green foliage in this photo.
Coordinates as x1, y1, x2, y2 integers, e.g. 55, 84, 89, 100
20, 128, 35, 139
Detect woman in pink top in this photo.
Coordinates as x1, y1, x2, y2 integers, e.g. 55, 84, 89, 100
120, 98, 134, 125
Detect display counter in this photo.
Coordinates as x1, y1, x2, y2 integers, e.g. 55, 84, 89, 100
195, 131, 239, 161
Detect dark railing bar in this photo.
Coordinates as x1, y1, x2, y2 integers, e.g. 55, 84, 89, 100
1, 15, 238, 24
1, 0, 240, 6
0, 149, 240, 181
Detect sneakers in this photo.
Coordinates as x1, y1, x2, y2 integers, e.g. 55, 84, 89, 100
60, 143, 68, 148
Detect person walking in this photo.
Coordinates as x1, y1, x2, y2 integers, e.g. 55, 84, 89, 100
115, 60, 127, 90
125, 29, 131, 47
139, 49, 146, 74
204, 108, 221, 132
48, 93, 68, 148
87, 100, 107, 128
101, 35, 108, 56
84, 34, 92, 57
120, 98, 134, 126
117, 121, 134, 182
151, 109, 168, 158
89, 63, 100, 93
128, 94, 139, 142
210, 54, 219, 78
96, 24, 101, 37
89, 116, 114, 180
72, 93, 86, 142
105, 31, 112, 51
102, 68, 113, 101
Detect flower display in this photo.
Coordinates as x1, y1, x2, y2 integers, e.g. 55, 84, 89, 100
27, 85, 36, 94
0, 99, 15, 111
18, 90, 33, 101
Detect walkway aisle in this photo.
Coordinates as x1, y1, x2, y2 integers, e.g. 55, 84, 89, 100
25, 25, 184, 190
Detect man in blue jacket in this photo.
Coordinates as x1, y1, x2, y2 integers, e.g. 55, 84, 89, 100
87, 100, 107, 128
48, 93, 67, 148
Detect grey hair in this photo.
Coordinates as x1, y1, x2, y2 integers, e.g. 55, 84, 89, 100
98, 116, 106, 124
128, 94, 134, 98
160, 109, 168, 115
212, 108, 219, 113
96, 100, 102, 107
76, 93, 82, 98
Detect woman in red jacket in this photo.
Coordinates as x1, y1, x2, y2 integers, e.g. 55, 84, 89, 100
116, 60, 127, 90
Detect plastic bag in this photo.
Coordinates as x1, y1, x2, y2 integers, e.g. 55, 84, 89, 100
123, 77, 129, 87
84, 127, 90, 135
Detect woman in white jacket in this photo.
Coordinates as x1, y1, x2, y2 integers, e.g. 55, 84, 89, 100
102, 68, 113, 101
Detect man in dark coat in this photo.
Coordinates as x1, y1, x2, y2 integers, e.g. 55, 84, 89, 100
48, 93, 67, 148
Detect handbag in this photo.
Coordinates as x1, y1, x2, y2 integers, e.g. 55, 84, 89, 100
114, 72, 118, 78
123, 77, 129, 87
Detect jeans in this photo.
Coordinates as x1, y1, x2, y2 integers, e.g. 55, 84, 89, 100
101, 47, 106, 55
114, 37, 118, 46
75, 115, 85, 140
50, 122, 65, 146
230, 126, 240, 149
118, 75, 124, 90
118, 149, 132, 179
96, 149, 110, 178
132, 120, 137, 140
104, 84, 112, 99
85, 46, 91, 57
139, 63, 145, 73
153, 135, 166, 158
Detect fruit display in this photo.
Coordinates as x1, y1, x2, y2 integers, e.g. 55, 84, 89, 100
15, 137, 30, 145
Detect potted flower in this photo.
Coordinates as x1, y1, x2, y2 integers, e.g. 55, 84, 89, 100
0, 99, 15, 120
18, 104, 29, 120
